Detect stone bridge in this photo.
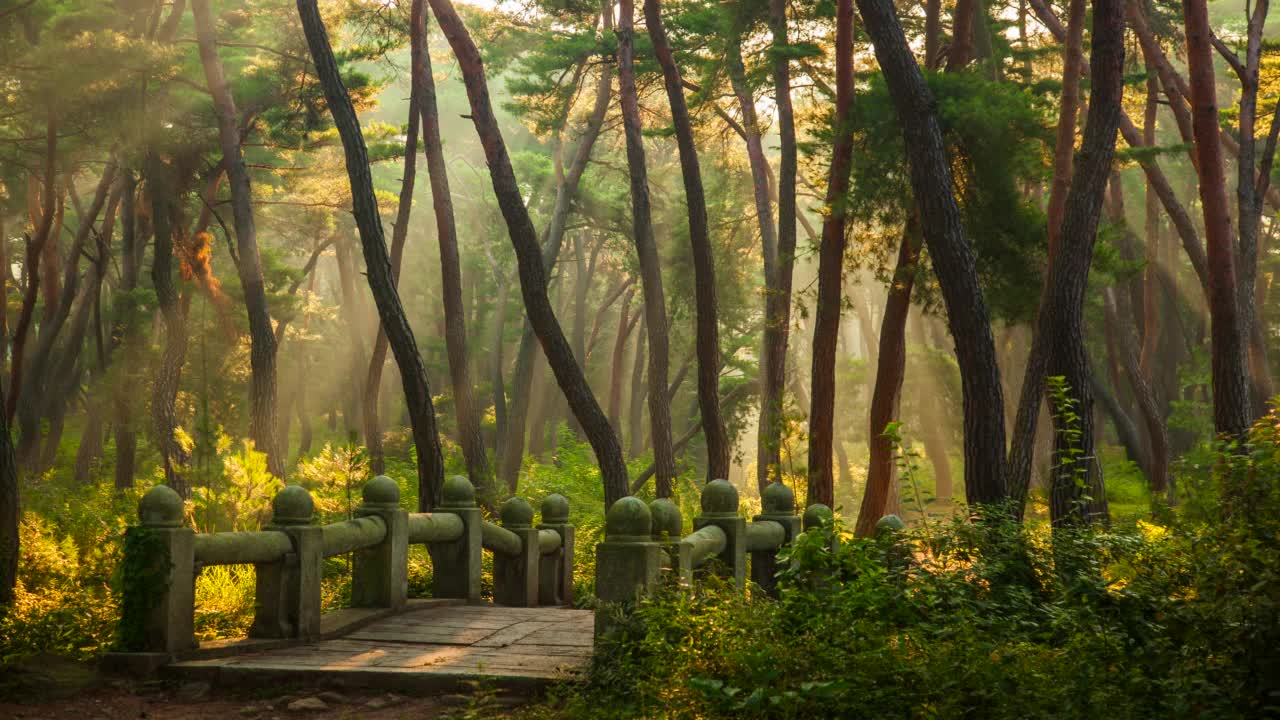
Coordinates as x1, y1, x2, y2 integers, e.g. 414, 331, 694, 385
106, 475, 822, 691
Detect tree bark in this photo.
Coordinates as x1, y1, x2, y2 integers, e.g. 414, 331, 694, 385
629, 323, 648, 458
192, 0, 283, 477
617, 0, 676, 497
854, 0, 1010, 509
297, 0, 448, 509
8, 118, 57, 422
856, 223, 919, 537
609, 291, 638, 436
807, 0, 856, 508
147, 153, 191, 497
426, 0, 630, 507
644, 0, 730, 483
1045, 0, 1086, 257
413, 0, 493, 497
1182, 0, 1253, 439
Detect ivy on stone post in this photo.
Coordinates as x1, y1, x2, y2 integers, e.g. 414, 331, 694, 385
351, 476, 408, 610
595, 496, 662, 639
254, 486, 321, 640
430, 476, 482, 602
649, 498, 691, 586
117, 484, 195, 656
493, 497, 539, 607
537, 494, 574, 606
693, 480, 746, 589
751, 482, 802, 597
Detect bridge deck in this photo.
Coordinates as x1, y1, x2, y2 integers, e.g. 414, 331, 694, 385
169, 604, 595, 691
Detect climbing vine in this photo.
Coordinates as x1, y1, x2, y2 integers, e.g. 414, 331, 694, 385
112, 528, 170, 652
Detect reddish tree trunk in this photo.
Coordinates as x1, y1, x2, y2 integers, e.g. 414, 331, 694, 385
807, 0, 856, 508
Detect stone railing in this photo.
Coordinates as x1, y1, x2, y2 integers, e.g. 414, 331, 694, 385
595, 480, 831, 636
116, 475, 573, 657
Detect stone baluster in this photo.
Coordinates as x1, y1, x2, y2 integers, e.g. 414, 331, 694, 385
429, 476, 483, 602
649, 498, 691, 586
594, 497, 662, 639
693, 480, 746, 589
119, 485, 196, 656
351, 476, 408, 610
253, 485, 322, 640
751, 482, 802, 596
493, 497, 539, 607
537, 494, 574, 606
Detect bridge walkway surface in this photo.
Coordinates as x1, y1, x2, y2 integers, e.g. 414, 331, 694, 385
167, 601, 595, 692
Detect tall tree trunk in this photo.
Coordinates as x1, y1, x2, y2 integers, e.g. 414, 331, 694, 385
113, 170, 141, 492
641, 0, 730, 483
8, 118, 57, 422
854, 0, 1011, 509
0, 379, 18, 605
333, 234, 368, 436
1046, 0, 1086, 257
414, 1, 493, 496
426, 0, 630, 507
807, 0, 856, 507
193, 0, 283, 477
770, 0, 800, 488
490, 274, 513, 467
297, 0, 448, 509
856, 223, 919, 537
609, 291, 638, 436
1182, 0, 1253, 439
617, 0, 676, 497
629, 324, 648, 458
1034, 0, 1125, 526
147, 153, 191, 497
946, 0, 977, 70
1104, 289, 1169, 493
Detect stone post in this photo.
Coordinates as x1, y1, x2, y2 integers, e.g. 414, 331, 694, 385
693, 480, 746, 589
123, 485, 195, 655
429, 476, 483, 603
594, 497, 662, 639
493, 497, 539, 607
751, 482, 803, 596
351, 476, 408, 609
649, 498, 691, 586
253, 486, 321, 640
537, 494, 574, 606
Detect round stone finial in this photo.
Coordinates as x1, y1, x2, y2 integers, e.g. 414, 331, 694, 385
605, 496, 652, 541
271, 485, 315, 526
362, 475, 400, 508
760, 482, 796, 515
499, 497, 534, 528
700, 479, 739, 517
441, 476, 476, 507
875, 514, 906, 535
540, 493, 570, 524
803, 503, 833, 531
138, 485, 184, 528
649, 498, 683, 539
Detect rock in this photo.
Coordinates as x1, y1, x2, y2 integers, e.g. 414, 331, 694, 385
317, 691, 347, 705
271, 696, 299, 710
364, 693, 405, 710
175, 681, 211, 702
239, 706, 265, 717
286, 697, 329, 712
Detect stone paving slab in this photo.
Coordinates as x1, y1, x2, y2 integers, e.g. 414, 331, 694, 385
167, 604, 595, 692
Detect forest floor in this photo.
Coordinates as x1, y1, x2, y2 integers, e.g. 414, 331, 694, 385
0, 654, 539, 719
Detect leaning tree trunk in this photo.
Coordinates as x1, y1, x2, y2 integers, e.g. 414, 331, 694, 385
807, 0, 856, 507
297, 0, 447, 510
856, 224, 919, 537
1182, 0, 1253, 440
412, 0, 494, 497
8, 119, 57, 423
617, 0, 676, 497
497, 4, 613, 491
427, 0, 630, 507
854, 0, 1010, 509
193, 0, 283, 477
